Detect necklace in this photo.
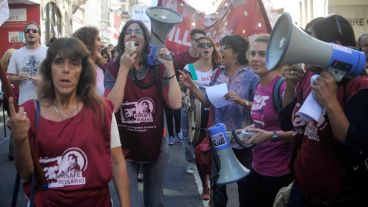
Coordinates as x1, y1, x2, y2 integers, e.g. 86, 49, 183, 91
128, 66, 149, 80
54, 104, 79, 119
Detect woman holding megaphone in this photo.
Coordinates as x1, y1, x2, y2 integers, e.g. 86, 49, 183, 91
104, 19, 200, 207
281, 15, 368, 206
180, 35, 259, 207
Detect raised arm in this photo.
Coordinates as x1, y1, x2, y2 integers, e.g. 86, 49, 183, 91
106, 53, 137, 113
159, 48, 181, 109
178, 70, 210, 106
9, 97, 34, 181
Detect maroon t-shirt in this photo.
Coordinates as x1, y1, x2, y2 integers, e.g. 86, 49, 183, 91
292, 75, 368, 201
104, 51, 197, 162
23, 98, 114, 206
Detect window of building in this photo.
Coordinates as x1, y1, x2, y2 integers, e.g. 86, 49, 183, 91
44, 2, 62, 43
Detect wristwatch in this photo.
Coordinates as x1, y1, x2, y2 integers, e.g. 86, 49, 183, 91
271, 130, 279, 142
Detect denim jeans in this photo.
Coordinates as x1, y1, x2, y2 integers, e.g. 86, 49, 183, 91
126, 138, 169, 207
181, 108, 195, 164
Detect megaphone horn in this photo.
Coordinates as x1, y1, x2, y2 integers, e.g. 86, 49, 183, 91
208, 123, 250, 185
266, 12, 365, 79
145, 7, 183, 65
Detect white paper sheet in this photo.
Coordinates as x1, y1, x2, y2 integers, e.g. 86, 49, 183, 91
298, 92, 324, 122
206, 83, 232, 108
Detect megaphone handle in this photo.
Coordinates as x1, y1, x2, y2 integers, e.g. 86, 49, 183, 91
152, 31, 165, 45
231, 130, 252, 149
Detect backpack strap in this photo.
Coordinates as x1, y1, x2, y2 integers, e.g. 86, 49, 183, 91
188, 64, 198, 81
30, 100, 48, 207
272, 76, 285, 113
209, 66, 223, 86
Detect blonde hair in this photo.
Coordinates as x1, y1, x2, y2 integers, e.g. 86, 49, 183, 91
1, 48, 16, 71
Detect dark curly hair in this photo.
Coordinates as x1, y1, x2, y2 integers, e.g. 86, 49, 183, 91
114, 20, 151, 65
220, 35, 249, 65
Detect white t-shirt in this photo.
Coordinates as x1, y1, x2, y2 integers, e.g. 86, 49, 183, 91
111, 114, 121, 148
184, 64, 213, 89
8, 45, 48, 104
96, 65, 105, 96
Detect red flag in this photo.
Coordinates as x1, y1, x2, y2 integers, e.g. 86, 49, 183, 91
157, 0, 271, 53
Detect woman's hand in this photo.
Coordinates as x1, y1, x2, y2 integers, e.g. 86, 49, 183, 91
244, 127, 272, 145
224, 92, 244, 105
29, 75, 42, 86
157, 47, 174, 71
283, 64, 305, 89
119, 50, 137, 72
178, 70, 196, 89
9, 97, 30, 142
311, 71, 338, 108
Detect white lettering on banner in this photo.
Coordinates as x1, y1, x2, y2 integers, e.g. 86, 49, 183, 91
167, 27, 191, 47
174, 28, 182, 44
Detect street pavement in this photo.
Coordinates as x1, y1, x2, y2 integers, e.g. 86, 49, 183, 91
0, 111, 239, 207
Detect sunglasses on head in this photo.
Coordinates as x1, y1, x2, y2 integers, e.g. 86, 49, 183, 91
25, 29, 39, 34
198, 42, 213, 49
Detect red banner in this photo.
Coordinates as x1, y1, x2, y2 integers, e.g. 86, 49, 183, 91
157, 0, 271, 54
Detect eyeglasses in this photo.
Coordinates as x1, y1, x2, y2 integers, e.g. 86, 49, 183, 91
125, 29, 144, 36
334, 16, 343, 39
198, 42, 213, 49
25, 29, 39, 34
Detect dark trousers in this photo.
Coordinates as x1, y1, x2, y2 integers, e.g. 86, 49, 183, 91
210, 147, 252, 207
242, 169, 293, 207
164, 105, 181, 137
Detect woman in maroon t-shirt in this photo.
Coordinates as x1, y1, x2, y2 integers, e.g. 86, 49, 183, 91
9, 38, 131, 207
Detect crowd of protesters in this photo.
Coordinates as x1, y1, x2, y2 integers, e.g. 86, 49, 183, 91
1, 12, 368, 207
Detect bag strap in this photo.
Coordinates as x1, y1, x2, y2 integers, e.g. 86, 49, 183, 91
30, 100, 48, 207
209, 66, 223, 86
188, 64, 198, 81
11, 100, 44, 207
272, 76, 285, 113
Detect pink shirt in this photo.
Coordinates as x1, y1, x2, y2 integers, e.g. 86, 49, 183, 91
251, 75, 292, 176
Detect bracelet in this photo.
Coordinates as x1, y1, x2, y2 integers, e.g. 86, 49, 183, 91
244, 99, 251, 108
162, 74, 176, 80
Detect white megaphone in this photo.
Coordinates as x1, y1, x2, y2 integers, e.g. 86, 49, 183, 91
145, 7, 183, 65
208, 123, 250, 185
266, 12, 366, 81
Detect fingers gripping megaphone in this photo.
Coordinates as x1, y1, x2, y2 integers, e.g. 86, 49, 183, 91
266, 12, 366, 81
208, 123, 250, 184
